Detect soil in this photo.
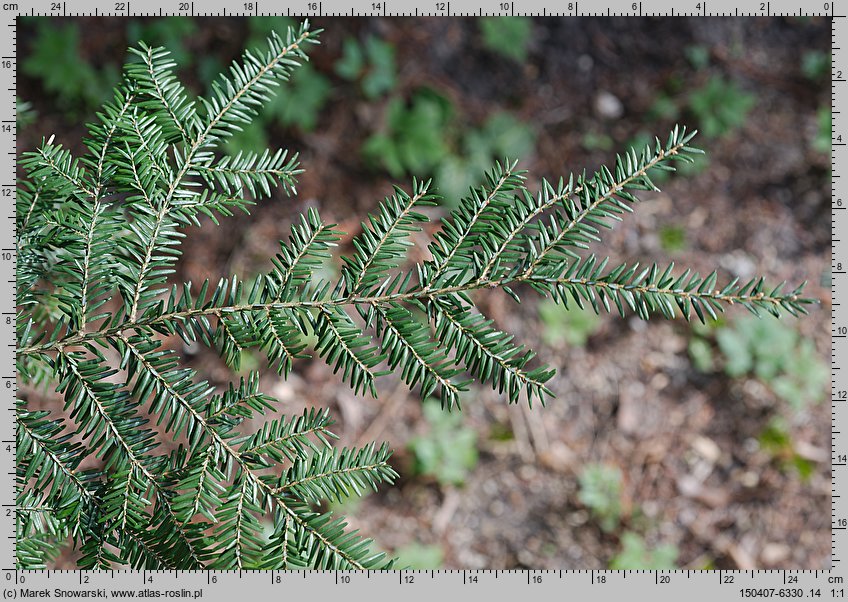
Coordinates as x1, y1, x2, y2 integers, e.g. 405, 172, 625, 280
18, 16, 832, 569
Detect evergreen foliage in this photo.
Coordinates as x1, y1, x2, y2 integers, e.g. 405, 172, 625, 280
16, 21, 815, 569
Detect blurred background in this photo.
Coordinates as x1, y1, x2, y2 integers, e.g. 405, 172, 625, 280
18, 16, 832, 569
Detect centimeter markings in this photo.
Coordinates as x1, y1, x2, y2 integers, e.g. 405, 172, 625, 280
836, 0, 846, 588
2, 1, 843, 600
0, 0, 839, 16
3, 0, 12, 582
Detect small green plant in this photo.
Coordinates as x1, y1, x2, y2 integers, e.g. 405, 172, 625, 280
22, 20, 117, 114
438, 112, 535, 203
393, 542, 445, 569
684, 45, 710, 70
16, 97, 36, 129
582, 130, 614, 152
610, 532, 678, 569
688, 75, 755, 138
715, 315, 827, 409
479, 17, 533, 62
408, 400, 479, 486
224, 62, 331, 154
364, 88, 452, 177
688, 333, 716, 373
647, 93, 680, 122
802, 50, 830, 81
335, 35, 397, 99
17, 20, 816, 570
758, 417, 815, 480
539, 300, 601, 348
127, 17, 198, 67
814, 106, 832, 154
578, 464, 623, 533
658, 224, 687, 253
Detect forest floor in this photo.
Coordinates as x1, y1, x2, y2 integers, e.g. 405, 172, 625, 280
19, 16, 832, 569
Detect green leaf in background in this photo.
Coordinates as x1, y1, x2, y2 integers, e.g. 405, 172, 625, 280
688, 336, 715, 373
23, 21, 117, 113
127, 17, 198, 67
243, 17, 331, 133
266, 63, 332, 132
539, 299, 601, 348
577, 464, 623, 533
408, 400, 478, 486
16, 97, 36, 129
437, 112, 535, 203
477, 112, 535, 159
362, 36, 397, 99
658, 225, 687, 253
364, 90, 452, 177
610, 532, 678, 569
335, 36, 365, 79
801, 50, 830, 81
716, 315, 827, 409
336, 35, 397, 99
479, 17, 533, 62
393, 543, 445, 569
688, 75, 756, 138
224, 119, 269, 157
814, 106, 832, 154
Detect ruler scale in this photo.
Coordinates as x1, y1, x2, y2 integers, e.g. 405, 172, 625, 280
5, 1, 841, 599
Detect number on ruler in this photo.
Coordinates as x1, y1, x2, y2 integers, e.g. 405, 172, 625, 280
371, 2, 382, 10
115, 1, 126, 10
178, 1, 189, 9
759, 2, 765, 10
307, 1, 317, 9
436, 1, 446, 11
244, 2, 254, 9
499, 2, 509, 11
50, 1, 60, 10
632, 2, 638, 9
1, 60, 10, 69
